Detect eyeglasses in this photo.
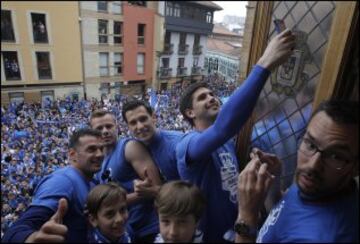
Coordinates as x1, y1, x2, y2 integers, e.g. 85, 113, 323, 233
298, 137, 355, 170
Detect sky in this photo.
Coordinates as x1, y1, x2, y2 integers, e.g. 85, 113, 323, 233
213, 1, 248, 23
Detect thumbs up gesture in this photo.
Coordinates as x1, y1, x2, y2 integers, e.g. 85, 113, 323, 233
133, 168, 159, 199
25, 198, 68, 243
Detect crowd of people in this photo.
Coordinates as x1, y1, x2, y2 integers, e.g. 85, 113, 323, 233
1, 29, 358, 243
0, 74, 234, 237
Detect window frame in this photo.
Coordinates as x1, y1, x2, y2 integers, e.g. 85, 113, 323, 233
1, 9, 16, 42
137, 53, 145, 74
99, 52, 109, 76
35, 51, 52, 80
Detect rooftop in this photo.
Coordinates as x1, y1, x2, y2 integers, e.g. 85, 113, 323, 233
213, 24, 242, 37
207, 38, 242, 58
189, 1, 223, 11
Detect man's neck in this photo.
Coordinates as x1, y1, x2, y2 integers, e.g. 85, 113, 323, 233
298, 180, 355, 203
103, 144, 115, 156
194, 119, 214, 131
71, 165, 94, 182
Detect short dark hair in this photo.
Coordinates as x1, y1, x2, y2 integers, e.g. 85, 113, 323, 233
86, 182, 127, 217
311, 100, 359, 125
179, 82, 209, 126
69, 128, 102, 149
154, 180, 206, 221
90, 109, 116, 125
122, 99, 153, 123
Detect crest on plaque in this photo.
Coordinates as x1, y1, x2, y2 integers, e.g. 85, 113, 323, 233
271, 30, 311, 96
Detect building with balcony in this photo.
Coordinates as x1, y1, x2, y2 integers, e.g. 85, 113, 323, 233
157, 1, 222, 90
1, 2, 83, 105
80, 1, 160, 99
205, 24, 242, 83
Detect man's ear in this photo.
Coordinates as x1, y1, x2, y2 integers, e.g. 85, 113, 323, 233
185, 108, 195, 120
88, 213, 98, 228
68, 148, 77, 162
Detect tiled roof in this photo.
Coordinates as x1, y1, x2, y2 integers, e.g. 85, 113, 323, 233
207, 38, 242, 58
213, 24, 242, 37
189, 1, 223, 10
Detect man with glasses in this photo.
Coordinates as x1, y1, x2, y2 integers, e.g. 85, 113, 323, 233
235, 100, 359, 242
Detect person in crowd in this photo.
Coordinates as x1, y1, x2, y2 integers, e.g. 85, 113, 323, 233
236, 100, 359, 242
154, 180, 206, 243
122, 99, 184, 183
176, 29, 295, 242
0, 67, 243, 237
86, 182, 131, 243
2, 128, 104, 242
90, 109, 162, 243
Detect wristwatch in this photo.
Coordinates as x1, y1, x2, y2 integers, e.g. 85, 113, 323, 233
234, 220, 257, 237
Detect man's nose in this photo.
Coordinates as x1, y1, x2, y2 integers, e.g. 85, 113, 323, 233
307, 151, 323, 170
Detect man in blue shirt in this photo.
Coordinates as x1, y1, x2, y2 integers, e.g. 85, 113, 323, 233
236, 100, 359, 242
122, 100, 184, 183
2, 128, 104, 242
176, 29, 296, 242
89, 109, 162, 242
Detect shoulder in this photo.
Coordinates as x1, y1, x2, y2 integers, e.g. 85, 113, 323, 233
176, 131, 199, 152
124, 139, 149, 160
32, 167, 75, 207
125, 139, 147, 153
161, 129, 184, 138
36, 167, 74, 190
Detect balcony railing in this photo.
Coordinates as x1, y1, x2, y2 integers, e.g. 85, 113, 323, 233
178, 44, 189, 55
177, 67, 188, 76
159, 67, 172, 78
191, 66, 202, 75
162, 43, 173, 55
192, 45, 203, 55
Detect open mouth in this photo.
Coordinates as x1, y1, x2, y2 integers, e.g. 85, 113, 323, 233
300, 174, 318, 189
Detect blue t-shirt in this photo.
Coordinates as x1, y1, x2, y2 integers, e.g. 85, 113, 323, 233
97, 138, 159, 240
147, 130, 183, 181
31, 166, 96, 242
88, 227, 131, 243
257, 183, 359, 243
176, 132, 239, 242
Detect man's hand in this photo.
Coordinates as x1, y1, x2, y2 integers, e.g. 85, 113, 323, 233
25, 198, 68, 243
257, 28, 296, 71
250, 148, 281, 176
133, 169, 160, 199
250, 148, 282, 211
237, 157, 275, 223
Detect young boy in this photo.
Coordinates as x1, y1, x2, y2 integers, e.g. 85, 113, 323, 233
86, 182, 131, 243
154, 181, 206, 243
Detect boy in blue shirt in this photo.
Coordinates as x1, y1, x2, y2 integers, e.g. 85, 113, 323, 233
2, 128, 104, 242
176, 29, 296, 242
86, 182, 131, 243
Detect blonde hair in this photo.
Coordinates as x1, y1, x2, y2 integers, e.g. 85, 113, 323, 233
154, 181, 206, 221
86, 182, 127, 216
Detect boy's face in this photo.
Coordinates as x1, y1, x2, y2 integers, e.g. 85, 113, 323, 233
89, 196, 128, 242
159, 213, 198, 243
